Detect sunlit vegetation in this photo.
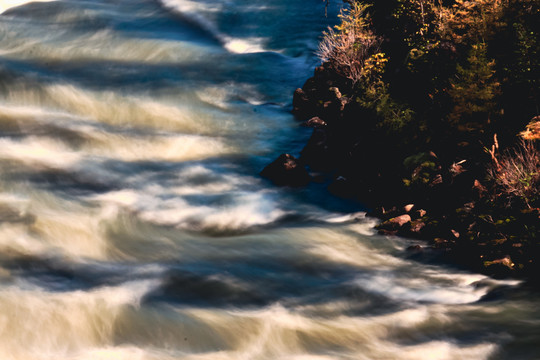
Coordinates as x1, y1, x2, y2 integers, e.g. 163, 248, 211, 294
294, 0, 540, 276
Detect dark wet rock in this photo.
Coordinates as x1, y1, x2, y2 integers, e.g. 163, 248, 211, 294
407, 244, 424, 252
319, 87, 348, 122
328, 176, 356, 199
292, 88, 313, 120
300, 128, 331, 171
260, 153, 310, 187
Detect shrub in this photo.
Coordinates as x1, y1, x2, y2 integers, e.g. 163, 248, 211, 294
488, 139, 540, 208
317, 2, 382, 85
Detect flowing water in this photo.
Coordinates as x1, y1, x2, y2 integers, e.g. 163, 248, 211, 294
0, 1, 539, 359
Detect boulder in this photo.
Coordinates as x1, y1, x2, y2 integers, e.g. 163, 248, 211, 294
260, 153, 310, 187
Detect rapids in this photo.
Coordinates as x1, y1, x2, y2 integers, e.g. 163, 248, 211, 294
0, 0, 539, 359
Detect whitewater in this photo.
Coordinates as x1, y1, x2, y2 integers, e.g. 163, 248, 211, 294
0, 0, 538, 359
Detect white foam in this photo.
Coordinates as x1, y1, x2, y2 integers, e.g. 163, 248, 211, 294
159, 0, 270, 54
357, 271, 490, 304
2, 83, 231, 134
0, 137, 80, 168
323, 211, 366, 224
0, 0, 55, 14
89, 164, 285, 232
0, 280, 159, 359
71, 347, 148, 360
87, 132, 234, 162
136, 190, 286, 230
0, 21, 209, 63
398, 341, 497, 360
223, 37, 266, 54
172, 302, 499, 360
0, 186, 122, 260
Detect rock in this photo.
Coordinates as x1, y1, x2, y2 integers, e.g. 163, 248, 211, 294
300, 128, 331, 170
393, 214, 412, 226
301, 116, 327, 128
260, 153, 310, 187
404, 204, 415, 213
328, 176, 356, 199
329, 87, 342, 99
314, 65, 326, 76
320, 87, 348, 120
292, 88, 313, 120
409, 219, 426, 234
416, 209, 427, 218
407, 244, 424, 252
376, 214, 412, 233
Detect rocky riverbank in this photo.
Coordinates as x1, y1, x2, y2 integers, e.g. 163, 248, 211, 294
261, 62, 540, 281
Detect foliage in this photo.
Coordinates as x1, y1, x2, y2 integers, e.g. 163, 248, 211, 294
436, 0, 505, 44
402, 152, 440, 188
488, 140, 540, 208
319, 2, 415, 131
521, 117, 540, 140
317, 2, 382, 85
320, 0, 539, 150
447, 42, 501, 131
309, 0, 540, 276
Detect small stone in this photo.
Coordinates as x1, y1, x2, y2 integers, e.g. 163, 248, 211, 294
416, 209, 427, 218
301, 116, 327, 128
404, 204, 415, 212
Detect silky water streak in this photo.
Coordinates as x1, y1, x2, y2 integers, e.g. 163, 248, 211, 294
0, 0, 538, 359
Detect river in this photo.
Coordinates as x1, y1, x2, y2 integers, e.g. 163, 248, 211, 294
0, 0, 539, 359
